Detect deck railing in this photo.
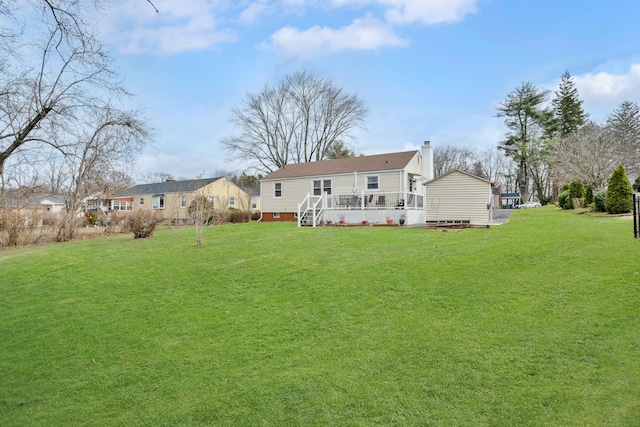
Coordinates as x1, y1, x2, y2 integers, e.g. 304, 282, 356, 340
325, 191, 424, 210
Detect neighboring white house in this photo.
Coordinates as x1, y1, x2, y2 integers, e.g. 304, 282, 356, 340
260, 142, 434, 226
425, 169, 494, 226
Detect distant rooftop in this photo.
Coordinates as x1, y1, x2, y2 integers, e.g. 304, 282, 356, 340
113, 177, 223, 197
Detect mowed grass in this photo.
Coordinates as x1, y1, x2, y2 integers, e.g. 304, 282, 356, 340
1, 208, 639, 426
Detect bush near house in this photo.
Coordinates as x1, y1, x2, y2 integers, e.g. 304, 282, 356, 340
569, 181, 585, 209
228, 209, 251, 223
605, 165, 633, 214
584, 185, 593, 206
593, 190, 607, 212
84, 211, 98, 225
558, 190, 572, 209
125, 209, 163, 239
0, 210, 42, 247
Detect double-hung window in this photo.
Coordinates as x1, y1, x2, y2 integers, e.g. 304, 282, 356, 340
313, 179, 332, 196
152, 194, 165, 209
180, 194, 187, 208
229, 196, 236, 208
274, 182, 282, 198
366, 175, 379, 190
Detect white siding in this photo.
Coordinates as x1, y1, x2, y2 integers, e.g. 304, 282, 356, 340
262, 170, 409, 213
260, 152, 425, 214
426, 171, 492, 225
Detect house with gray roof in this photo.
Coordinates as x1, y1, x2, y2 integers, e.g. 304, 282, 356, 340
112, 177, 252, 224
260, 142, 434, 226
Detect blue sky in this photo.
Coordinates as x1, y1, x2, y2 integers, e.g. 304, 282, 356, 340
95, 0, 640, 180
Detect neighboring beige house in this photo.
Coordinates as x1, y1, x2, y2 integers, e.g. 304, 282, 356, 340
260, 142, 434, 226
112, 177, 252, 224
425, 169, 494, 226
242, 187, 261, 213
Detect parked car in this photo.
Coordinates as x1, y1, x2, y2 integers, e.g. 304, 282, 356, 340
517, 201, 542, 209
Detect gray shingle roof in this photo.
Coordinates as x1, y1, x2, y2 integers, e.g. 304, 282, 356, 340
112, 177, 223, 197
4, 194, 66, 208
262, 151, 419, 180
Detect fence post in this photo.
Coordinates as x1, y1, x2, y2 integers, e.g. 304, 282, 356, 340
634, 194, 638, 238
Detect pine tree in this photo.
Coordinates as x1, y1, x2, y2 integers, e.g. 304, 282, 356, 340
497, 82, 554, 203
605, 164, 633, 214
552, 70, 588, 138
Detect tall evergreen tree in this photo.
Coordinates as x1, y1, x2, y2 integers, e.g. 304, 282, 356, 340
605, 164, 633, 214
552, 70, 588, 137
497, 82, 554, 203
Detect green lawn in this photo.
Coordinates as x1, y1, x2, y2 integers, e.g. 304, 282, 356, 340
1, 208, 639, 426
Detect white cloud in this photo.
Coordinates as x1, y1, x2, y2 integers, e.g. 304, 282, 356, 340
568, 63, 640, 121
381, 0, 478, 25
573, 64, 640, 103
262, 15, 407, 58
278, 0, 478, 25
100, 0, 236, 54
238, 1, 271, 26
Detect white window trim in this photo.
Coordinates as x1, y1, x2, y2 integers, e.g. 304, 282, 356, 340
180, 194, 187, 208
274, 182, 282, 198
273, 212, 280, 219
366, 175, 380, 191
139, 197, 144, 206
312, 178, 332, 196
229, 196, 236, 207
152, 195, 165, 210
112, 200, 133, 211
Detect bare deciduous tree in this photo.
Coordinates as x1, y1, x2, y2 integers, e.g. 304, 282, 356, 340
0, 1, 151, 241
188, 195, 213, 247
0, 1, 147, 199
433, 145, 476, 177
473, 145, 508, 184
222, 70, 368, 174
552, 122, 624, 191
51, 105, 150, 241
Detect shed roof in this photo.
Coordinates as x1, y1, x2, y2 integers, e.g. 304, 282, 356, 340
262, 151, 419, 180
425, 169, 493, 186
113, 177, 222, 197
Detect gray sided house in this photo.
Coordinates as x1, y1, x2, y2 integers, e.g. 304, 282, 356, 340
260, 142, 434, 226
425, 169, 494, 226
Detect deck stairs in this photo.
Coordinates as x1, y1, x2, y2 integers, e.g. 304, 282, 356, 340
298, 194, 325, 227
299, 209, 324, 227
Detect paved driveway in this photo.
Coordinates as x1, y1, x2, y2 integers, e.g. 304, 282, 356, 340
492, 209, 513, 224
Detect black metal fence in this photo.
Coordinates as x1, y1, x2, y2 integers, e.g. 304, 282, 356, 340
634, 194, 640, 238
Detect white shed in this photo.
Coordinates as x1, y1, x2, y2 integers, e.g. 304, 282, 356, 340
425, 169, 494, 226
